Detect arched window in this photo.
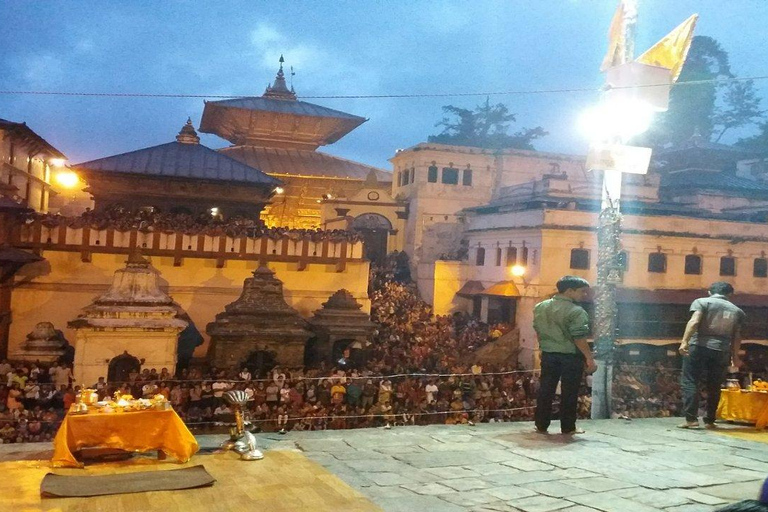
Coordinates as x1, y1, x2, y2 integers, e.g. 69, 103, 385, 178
684, 254, 702, 275
720, 256, 736, 276
754, 258, 768, 278
428, 165, 438, 183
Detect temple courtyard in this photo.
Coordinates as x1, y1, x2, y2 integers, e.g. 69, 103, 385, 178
1, 418, 766, 511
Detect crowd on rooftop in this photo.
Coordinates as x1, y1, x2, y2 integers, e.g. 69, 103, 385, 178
25, 206, 362, 242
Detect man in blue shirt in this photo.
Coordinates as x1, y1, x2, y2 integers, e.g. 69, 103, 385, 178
679, 282, 745, 429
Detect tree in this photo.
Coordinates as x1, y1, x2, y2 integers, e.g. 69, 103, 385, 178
429, 98, 547, 150
714, 80, 763, 142
642, 36, 763, 147
736, 121, 768, 153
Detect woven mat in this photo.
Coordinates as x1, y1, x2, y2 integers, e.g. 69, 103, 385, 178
41, 464, 215, 498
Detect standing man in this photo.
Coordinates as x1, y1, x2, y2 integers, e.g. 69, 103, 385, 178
679, 282, 745, 429
534, 276, 597, 435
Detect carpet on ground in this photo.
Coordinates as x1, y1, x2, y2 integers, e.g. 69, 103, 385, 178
40, 464, 215, 498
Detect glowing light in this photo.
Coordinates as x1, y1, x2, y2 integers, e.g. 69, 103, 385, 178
510, 265, 526, 277
210, 207, 219, 216
274, 187, 284, 195
579, 99, 655, 142
54, 171, 80, 189
49, 158, 67, 168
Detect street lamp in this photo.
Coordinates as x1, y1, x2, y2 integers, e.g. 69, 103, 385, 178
509, 264, 526, 278
586, 2, 697, 419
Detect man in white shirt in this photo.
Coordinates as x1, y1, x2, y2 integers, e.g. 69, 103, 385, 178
425, 380, 438, 404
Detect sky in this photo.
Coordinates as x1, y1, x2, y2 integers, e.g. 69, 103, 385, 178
1, 1, 767, 170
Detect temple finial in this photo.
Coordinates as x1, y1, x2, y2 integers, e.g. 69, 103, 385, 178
176, 118, 200, 144
263, 55, 297, 100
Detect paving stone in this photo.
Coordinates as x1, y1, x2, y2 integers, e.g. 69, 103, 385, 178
664, 505, 716, 512
441, 477, 492, 492
427, 466, 483, 479
653, 470, 732, 487
725, 457, 768, 473
331, 450, 393, 461
567, 492, 664, 512
671, 490, 729, 506
463, 463, 522, 476
440, 490, 504, 507
559, 507, 602, 512
366, 471, 413, 486
401, 481, 456, 495
360, 484, 419, 500
694, 481, 765, 501
395, 451, 480, 468
470, 503, 524, 512
485, 485, 540, 501
613, 487, 691, 508
607, 470, 691, 490
499, 454, 557, 471
510, 495, 574, 512
565, 477, 637, 493
485, 471, 564, 486
374, 444, 428, 455
521, 480, 594, 498
374, 495, 466, 512
294, 439, 349, 452
345, 458, 409, 473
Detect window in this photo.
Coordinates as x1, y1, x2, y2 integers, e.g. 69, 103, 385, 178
428, 165, 438, 183
521, 246, 529, 265
648, 253, 666, 273
684, 254, 702, 275
442, 167, 459, 185
570, 248, 590, 270
495, 247, 502, 266
754, 258, 768, 278
402, 169, 409, 185
410, 167, 415, 184
475, 247, 486, 266
506, 247, 517, 266
720, 256, 736, 276
462, 168, 473, 186
397, 171, 402, 187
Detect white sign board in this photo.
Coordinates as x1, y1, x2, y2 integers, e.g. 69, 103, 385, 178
605, 62, 672, 112
586, 144, 653, 175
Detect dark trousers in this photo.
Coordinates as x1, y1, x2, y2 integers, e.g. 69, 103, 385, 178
535, 352, 584, 433
681, 344, 729, 423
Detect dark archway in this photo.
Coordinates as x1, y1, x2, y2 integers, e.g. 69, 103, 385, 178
108, 352, 141, 383
351, 213, 392, 264
245, 350, 277, 378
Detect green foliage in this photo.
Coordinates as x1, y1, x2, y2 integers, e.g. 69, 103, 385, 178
428, 98, 548, 150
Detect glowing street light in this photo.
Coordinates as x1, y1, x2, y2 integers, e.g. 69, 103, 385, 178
579, 99, 655, 143
509, 264, 526, 277
273, 187, 284, 195
49, 158, 67, 168
54, 171, 80, 189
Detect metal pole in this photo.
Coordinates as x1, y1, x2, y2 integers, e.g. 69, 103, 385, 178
591, 0, 637, 420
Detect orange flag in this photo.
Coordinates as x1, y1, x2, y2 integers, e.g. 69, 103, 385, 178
600, 2, 626, 72
636, 14, 698, 82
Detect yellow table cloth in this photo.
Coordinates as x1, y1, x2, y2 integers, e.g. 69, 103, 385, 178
51, 408, 199, 468
717, 389, 768, 428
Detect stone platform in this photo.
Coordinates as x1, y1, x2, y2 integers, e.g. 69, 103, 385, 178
2, 418, 766, 511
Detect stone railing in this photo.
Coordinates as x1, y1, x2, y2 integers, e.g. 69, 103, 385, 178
13, 221, 365, 271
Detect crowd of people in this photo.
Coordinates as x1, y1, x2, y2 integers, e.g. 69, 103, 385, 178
25, 206, 362, 243
0, 253, 690, 444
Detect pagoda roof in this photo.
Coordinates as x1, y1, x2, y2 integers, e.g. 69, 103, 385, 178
219, 145, 391, 181
75, 121, 281, 187
199, 59, 367, 149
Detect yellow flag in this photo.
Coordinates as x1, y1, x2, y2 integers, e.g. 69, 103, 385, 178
600, 2, 626, 72
636, 14, 698, 82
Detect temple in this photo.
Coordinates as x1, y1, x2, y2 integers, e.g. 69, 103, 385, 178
200, 56, 392, 228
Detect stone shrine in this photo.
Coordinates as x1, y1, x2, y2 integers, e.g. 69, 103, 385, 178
307, 289, 375, 366
206, 266, 312, 371
21, 322, 68, 362
68, 252, 188, 386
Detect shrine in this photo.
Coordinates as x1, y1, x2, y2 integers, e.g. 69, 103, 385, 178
206, 265, 312, 372
307, 288, 376, 366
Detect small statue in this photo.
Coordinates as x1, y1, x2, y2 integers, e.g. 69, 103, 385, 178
221, 390, 263, 461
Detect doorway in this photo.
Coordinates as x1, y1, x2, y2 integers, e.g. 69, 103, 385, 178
351, 213, 392, 264
108, 352, 141, 383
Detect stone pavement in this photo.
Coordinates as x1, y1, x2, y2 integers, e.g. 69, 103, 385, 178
257, 418, 767, 512
1, 418, 765, 511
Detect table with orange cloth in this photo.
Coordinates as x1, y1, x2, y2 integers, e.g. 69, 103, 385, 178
51, 408, 199, 468
717, 389, 768, 428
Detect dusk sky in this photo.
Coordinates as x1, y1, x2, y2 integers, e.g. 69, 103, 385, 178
2, 1, 766, 170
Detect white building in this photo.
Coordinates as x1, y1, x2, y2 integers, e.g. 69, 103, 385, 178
386, 137, 768, 368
